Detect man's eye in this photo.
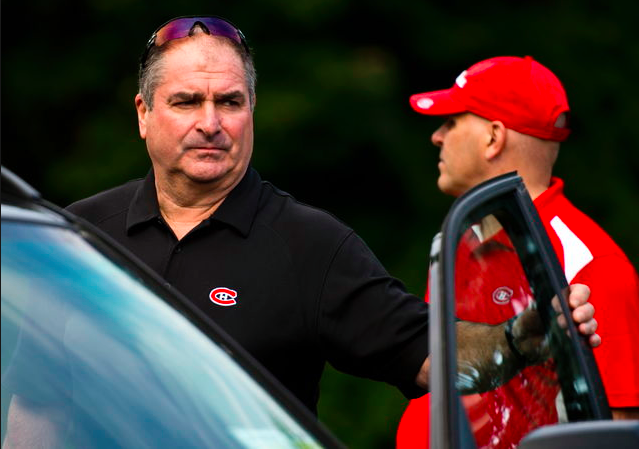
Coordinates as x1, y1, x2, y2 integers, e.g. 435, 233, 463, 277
221, 99, 240, 107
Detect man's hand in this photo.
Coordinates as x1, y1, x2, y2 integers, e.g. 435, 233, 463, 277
566, 284, 600, 348
508, 283, 600, 364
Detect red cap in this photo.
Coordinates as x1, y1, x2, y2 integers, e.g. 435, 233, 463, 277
410, 56, 570, 141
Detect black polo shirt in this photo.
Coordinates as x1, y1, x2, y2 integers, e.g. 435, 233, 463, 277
67, 167, 430, 413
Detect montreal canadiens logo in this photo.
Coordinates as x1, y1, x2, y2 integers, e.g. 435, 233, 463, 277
492, 286, 513, 305
209, 287, 238, 307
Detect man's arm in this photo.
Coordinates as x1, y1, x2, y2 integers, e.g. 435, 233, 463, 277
414, 283, 599, 390
415, 320, 533, 393
611, 408, 639, 420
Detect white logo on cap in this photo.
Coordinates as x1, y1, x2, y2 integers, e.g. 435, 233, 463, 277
417, 98, 434, 110
456, 70, 468, 88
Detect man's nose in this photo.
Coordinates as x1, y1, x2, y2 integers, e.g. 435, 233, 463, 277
196, 102, 222, 135
431, 126, 444, 147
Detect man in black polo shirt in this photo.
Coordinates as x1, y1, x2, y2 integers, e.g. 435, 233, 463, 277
63, 17, 598, 414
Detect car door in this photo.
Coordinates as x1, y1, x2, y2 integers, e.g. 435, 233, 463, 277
427, 172, 638, 449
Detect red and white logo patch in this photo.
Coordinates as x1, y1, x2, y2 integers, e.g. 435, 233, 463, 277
492, 286, 513, 305
209, 287, 238, 307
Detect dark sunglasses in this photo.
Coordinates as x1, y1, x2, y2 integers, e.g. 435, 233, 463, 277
140, 15, 249, 69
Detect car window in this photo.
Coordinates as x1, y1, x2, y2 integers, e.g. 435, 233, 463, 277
1, 219, 333, 448
453, 213, 567, 448
428, 173, 609, 449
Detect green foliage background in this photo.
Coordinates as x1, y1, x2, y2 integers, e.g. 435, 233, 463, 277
3, 1, 638, 447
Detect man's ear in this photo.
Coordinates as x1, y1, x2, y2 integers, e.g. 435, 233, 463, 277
485, 120, 507, 160
135, 94, 148, 139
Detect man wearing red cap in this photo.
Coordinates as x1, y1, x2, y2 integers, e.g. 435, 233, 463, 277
397, 56, 639, 447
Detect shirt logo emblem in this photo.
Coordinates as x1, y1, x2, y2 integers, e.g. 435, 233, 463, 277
492, 286, 513, 305
210, 287, 238, 307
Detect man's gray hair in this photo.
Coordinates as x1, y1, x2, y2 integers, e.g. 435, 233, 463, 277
138, 36, 256, 111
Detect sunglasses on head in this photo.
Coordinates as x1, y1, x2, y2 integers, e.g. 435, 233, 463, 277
140, 15, 249, 69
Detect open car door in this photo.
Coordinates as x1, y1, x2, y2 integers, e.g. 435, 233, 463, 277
428, 172, 639, 448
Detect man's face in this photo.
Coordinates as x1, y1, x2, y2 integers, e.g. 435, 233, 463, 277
430, 113, 492, 197
135, 35, 254, 189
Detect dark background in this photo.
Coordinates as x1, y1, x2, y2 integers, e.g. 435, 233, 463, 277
2, 1, 638, 447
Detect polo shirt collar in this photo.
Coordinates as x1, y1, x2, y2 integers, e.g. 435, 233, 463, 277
126, 169, 161, 232
126, 167, 262, 238
533, 176, 564, 210
210, 167, 262, 237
